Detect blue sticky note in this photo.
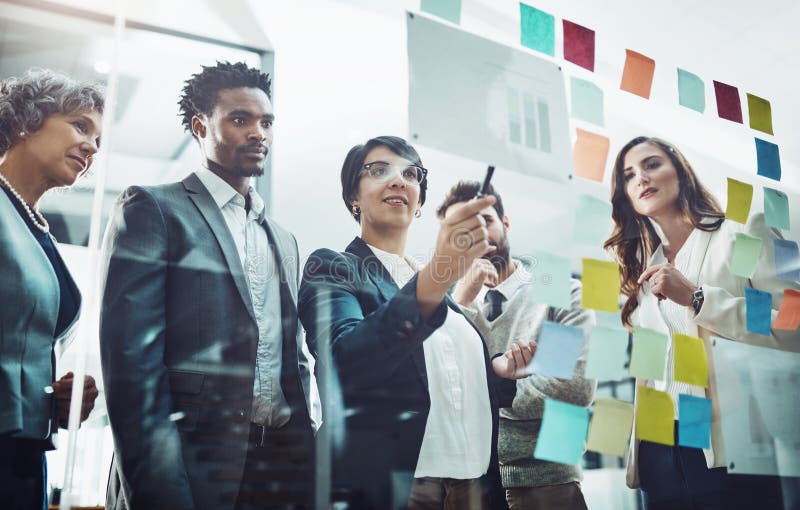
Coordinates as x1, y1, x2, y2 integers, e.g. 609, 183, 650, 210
677, 68, 705, 113
520, 3, 554, 56
420, 0, 462, 24
528, 251, 572, 309
570, 77, 604, 126
775, 240, 800, 282
529, 321, 585, 379
755, 138, 781, 181
678, 394, 712, 449
764, 187, 790, 230
745, 287, 773, 336
585, 326, 630, 381
534, 399, 589, 464
573, 194, 613, 245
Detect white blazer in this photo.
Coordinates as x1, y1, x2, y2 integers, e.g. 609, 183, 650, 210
626, 213, 800, 488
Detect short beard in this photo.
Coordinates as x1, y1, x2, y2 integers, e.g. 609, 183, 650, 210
207, 159, 265, 178
484, 234, 511, 273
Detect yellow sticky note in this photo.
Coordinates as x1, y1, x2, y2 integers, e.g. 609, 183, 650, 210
673, 333, 708, 387
587, 398, 634, 457
747, 93, 774, 135
581, 258, 620, 313
635, 386, 674, 446
726, 177, 753, 224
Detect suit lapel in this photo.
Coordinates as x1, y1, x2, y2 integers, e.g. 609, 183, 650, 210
183, 173, 256, 322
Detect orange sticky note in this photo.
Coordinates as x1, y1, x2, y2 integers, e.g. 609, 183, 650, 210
635, 386, 674, 446
573, 128, 609, 182
620, 49, 655, 99
774, 289, 800, 331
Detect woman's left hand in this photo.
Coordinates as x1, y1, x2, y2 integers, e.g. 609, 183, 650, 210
492, 341, 537, 380
638, 263, 697, 307
52, 372, 99, 428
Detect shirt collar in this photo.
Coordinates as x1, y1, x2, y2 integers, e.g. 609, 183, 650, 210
195, 167, 265, 219
476, 259, 528, 303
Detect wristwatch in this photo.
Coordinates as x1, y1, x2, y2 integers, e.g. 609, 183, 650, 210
691, 287, 704, 315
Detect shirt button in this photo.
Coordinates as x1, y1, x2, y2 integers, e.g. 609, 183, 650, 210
402, 320, 414, 331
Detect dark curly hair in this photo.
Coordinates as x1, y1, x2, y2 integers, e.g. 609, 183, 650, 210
178, 61, 271, 139
435, 180, 504, 219
0, 68, 104, 156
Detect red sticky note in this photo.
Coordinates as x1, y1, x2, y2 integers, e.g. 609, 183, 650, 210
713, 80, 743, 123
774, 289, 800, 331
573, 128, 609, 182
620, 50, 655, 99
563, 19, 595, 72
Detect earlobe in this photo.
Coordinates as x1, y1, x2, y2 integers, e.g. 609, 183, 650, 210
503, 215, 511, 231
191, 115, 206, 139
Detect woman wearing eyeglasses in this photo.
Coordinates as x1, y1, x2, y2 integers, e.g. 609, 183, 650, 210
299, 136, 534, 509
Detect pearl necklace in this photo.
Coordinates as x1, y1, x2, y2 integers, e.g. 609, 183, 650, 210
0, 172, 49, 233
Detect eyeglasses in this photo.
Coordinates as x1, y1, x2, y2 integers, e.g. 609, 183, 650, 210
360, 161, 428, 185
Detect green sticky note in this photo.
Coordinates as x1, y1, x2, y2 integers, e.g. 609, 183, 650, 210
731, 233, 763, 278
726, 177, 753, 224
534, 399, 589, 465
528, 251, 572, 309
764, 187, 790, 230
420, 0, 462, 24
587, 398, 634, 457
585, 326, 630, 381
677, 68, 705, 113
747, 93, 774, 135
573, 194, 612, 245
581, 259, 620, 313
570, 77, 604, 127
630, 327, 668, 380
636, 387, 675, 445
519, 3, 554, 55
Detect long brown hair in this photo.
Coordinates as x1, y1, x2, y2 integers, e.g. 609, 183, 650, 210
603, 137, 724, 328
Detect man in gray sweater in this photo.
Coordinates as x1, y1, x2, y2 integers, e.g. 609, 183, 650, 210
437, 181, 596, 510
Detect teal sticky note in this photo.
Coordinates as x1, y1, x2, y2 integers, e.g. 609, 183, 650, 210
678, 394, 712, 449
745, 287, 772, 336
677, 68, 705, 113
570, 77, 604, 126
529, 321, 585, 379
755, 138, 781, 181
731, 233, 763, 278
420, 0, 461, 24
764, 187, 790, 230
534, 399, 589, 465
573, 194, 612, 245
528, 251, 571, 309
629, 327, 668, 380
775, 240, 800, 281
585, 326, 630, 381
520, 3, 554, 56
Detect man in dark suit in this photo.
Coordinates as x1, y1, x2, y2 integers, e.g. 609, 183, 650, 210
100, 61, 315, 510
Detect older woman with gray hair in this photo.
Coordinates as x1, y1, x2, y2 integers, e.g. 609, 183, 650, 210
0, 68, 103, 509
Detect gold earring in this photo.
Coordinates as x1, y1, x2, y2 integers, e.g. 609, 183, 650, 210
415, 209, 422, 218
351, 204, 361, 217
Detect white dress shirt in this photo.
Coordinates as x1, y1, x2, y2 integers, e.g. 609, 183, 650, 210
475, 260, 528, 317
367, 244, 492, 479
196, 168, 290, 428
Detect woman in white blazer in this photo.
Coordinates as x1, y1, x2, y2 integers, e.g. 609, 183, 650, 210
0, 69, 102, 509
604, 136, 799, 510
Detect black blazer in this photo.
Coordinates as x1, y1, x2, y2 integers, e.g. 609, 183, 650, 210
299, 237, 514, 509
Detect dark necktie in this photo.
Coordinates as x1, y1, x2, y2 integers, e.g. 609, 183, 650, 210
485, 289, 506, 322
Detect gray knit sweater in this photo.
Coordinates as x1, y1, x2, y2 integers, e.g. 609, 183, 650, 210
462, 269, 596, 488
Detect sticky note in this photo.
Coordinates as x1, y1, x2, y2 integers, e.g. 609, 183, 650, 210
774, 289, 800, 331
570, 77, 604, 127
678, 394, 712, 449
534, 399, 589, 465
587, 398, 634, 457
573, 194, 612, 245
755, 138, 782, 181
581, 258, 620, 313
730, 233, 762, 278
775, 240, 800, 282
585, 326, 630, 381
636, 386, 674, 446
673, 333, 708, 387
764, 187, 790, 230
519, 3, 554, 56
563, 19, 595, 71
529, 321, 585, 379
620, 49, 655, 99
747, 93, 774, 135
677, 68, 705, 113
529, 251, 572, 309
630, 327, 668, 380
713, 80, 743, 123
573, 128, 609, 182
725, 178, 753, 224
745, 287, 773, 336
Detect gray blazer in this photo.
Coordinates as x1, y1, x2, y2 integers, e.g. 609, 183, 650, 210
0, 190, 81, 442
100, 173, 313, 510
